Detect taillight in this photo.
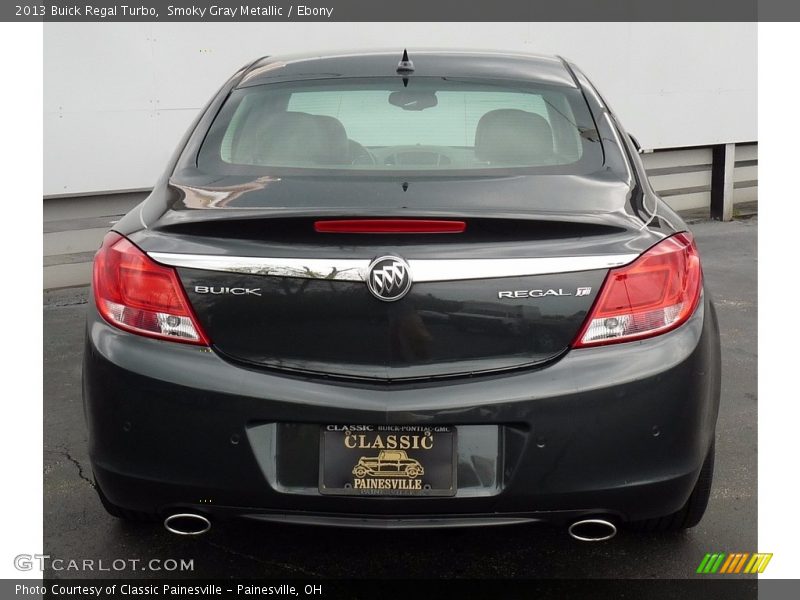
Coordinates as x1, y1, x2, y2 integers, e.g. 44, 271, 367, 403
92, 232, 210, 345
573, 232, 702, 347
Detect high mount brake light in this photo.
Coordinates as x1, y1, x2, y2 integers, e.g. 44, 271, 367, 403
92, 232, 210, 345
573, 232, 702, 347
314, 219, 466, 234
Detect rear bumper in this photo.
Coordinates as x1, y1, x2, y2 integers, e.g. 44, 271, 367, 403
84, 295, 721, 526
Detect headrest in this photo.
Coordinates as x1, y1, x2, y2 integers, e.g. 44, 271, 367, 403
474, 109, 554, 165
253, 111, 349, 166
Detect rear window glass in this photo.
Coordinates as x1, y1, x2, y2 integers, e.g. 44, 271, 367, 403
198, 77, 602, 176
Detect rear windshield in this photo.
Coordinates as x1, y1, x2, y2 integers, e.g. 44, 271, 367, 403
197, 77, 602, 176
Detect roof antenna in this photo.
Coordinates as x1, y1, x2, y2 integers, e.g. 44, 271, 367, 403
396, 49, 414, 74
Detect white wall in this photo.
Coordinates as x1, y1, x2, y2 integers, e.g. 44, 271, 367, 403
44, 22, 757, 196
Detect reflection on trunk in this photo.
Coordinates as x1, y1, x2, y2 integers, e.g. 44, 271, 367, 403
178, 268, 607, 381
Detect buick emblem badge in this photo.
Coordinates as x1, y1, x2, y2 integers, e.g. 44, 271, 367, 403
366, 255, 412, 302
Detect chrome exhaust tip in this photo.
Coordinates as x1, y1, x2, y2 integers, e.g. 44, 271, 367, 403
164, 513, 211, 536
567, 518, 617, 542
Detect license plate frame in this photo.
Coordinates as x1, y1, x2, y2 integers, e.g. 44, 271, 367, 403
319, 425, 457, 497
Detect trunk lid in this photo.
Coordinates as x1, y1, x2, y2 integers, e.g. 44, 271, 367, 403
175, 265, 611, 380
133, 172, 660, 381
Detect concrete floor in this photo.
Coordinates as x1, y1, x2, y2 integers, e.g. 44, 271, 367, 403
43, 218, 757, 580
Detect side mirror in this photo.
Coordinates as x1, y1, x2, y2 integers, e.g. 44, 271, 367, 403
629, 134, 644, 154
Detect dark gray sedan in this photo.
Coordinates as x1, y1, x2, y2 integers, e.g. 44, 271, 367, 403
83, 50, 720, 540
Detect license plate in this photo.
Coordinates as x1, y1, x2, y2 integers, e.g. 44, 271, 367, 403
319, 425, 456, 496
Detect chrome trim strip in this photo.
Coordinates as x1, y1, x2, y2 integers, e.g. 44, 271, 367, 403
148, 253, 366, 281
149, 252, 638, 282
408, 255, 636, 282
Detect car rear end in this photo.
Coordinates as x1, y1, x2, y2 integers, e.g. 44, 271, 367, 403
83, 51, 720, 532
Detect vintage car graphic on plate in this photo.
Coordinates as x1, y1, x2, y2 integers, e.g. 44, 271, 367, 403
352, 450, 425, 479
